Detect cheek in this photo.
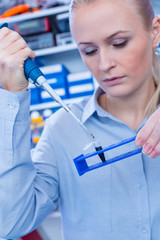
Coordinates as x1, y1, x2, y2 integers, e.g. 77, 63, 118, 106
81, 55, 98, 74
122, 45, 152, 78
81, 53, 102, 78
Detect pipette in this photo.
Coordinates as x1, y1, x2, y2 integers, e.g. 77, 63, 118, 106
25, 59, 106, 161
25, 60, 95, 139
0, 22, 105, 162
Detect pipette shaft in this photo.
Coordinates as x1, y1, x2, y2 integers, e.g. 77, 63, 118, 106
36, 75, 95, 139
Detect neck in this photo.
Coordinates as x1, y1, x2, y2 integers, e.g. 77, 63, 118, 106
98, 82, 156, 131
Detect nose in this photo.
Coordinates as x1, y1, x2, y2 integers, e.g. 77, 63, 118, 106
99, 48, 116, 72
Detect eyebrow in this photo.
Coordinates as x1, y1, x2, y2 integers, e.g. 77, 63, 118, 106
78, 30, 130, 46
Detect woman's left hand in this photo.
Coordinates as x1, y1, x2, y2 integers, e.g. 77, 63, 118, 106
136, 108, 160, 158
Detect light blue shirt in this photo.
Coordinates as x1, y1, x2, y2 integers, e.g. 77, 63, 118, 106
0, 87, 160, 240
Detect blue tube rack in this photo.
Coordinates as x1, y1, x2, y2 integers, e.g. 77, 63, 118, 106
73, 136, 142, 176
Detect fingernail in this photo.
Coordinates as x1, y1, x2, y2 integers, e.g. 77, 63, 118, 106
149, 150, 158, 158
136, 137, 144, 147
143, 143, 152, 154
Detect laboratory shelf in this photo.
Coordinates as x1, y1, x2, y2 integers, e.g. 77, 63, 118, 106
0, 5, 69, 24
30, 96, 84, 111
35, 43, 77, 57
0, 4, 78, 57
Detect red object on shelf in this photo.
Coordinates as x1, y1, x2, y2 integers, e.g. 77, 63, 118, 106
20, 229, 43, 240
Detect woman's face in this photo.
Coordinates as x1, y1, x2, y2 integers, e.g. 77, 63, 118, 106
70, 0, 155, 99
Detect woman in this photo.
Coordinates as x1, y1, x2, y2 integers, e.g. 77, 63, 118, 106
0, 0, 160, 239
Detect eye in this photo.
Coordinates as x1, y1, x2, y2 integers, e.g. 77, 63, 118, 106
84, 47, 98, 56
113, 39, 128, 48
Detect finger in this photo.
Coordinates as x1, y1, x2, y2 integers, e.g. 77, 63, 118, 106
0, 29, 21, 50
142, 118, 160, 154
1, 46, 35, 68
14, 47, 35, 62
6, 38, 28, 55
135, 109, 160, 146
0, 27, 10, 41
0, 28, 35, 60
148, 142, 160, 158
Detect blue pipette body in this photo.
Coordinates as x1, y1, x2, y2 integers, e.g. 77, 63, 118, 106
24, 58, 43, 83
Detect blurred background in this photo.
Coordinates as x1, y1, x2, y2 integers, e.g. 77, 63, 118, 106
0, 0, 159, 15
152, 0, 160, 14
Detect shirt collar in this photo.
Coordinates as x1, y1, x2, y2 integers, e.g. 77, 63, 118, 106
82, 87, 112, 123
81, 87, 151, 131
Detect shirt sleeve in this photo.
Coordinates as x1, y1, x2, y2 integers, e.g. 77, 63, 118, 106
0, 89, 59, 239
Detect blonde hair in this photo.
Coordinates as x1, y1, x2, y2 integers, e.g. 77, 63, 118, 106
69, 0, 160, 116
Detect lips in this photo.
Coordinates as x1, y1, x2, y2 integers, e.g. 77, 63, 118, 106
103, 76, 125, 85
103, 76, 125, 81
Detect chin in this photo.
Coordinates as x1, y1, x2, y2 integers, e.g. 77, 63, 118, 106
105, 89, 133, 99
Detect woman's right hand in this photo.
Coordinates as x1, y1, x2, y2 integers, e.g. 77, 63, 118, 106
0, 27, 35, 92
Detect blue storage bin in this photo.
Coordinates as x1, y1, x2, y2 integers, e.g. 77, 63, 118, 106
28, 83, 41, 105
40, 78, 68, 103
66, 71, 94, 98
39, 64, 69, 103
40, 64, 69, 87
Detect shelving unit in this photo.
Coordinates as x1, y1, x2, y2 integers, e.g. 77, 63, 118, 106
0, 5, 70, 23
34, 42, 77, 57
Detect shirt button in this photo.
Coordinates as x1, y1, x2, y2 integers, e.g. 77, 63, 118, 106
137, 183, 142, 190
8, 103, 16, 109
140, 226, 146, 233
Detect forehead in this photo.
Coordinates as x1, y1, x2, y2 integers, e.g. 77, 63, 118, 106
70, 0, 144, 42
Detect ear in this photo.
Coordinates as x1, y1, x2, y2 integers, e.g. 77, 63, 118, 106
152, 16, 160, 49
